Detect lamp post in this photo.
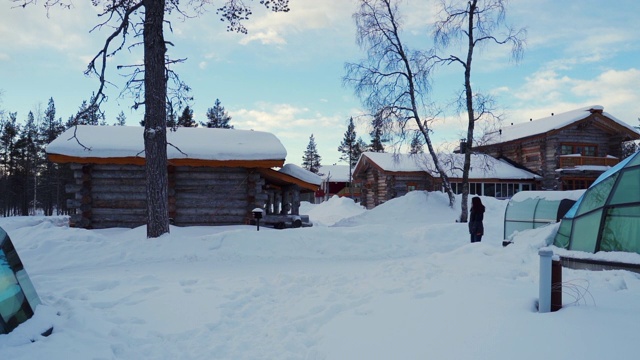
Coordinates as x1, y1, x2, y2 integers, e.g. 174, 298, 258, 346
252, 208, 263, 231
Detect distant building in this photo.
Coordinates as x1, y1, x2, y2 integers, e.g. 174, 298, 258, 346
353, 152, 541, 209
473, 106, 640, 190
317, 165, 361, 202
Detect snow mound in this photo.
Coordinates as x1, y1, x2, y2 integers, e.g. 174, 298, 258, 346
335, 191, 458, 226
300, 196, 366, 226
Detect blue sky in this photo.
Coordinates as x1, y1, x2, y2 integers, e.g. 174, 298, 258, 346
1, 0, 639, 166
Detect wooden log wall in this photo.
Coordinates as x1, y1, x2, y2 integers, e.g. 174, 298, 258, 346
173, 166, 255, 226
66, 163, 147, 229
65, 163, 273, 228
362, 169, 379, 209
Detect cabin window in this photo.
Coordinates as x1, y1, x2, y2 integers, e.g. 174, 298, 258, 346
484, 183, 495, 197
561, 143, 597, 156
407, 182, 417, 192
562, 177, 595, 190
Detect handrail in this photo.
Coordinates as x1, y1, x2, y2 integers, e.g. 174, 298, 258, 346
558, 156, 619, 168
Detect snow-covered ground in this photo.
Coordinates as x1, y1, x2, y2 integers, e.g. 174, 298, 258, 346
1, 191, 639, 359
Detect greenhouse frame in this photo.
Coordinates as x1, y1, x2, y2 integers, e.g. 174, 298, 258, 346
553, 150, 640, 254
504, 190, 584, 240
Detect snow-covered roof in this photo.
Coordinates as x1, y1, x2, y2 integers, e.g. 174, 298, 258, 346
480, 105, 640, 146
279, 164, 322, 186
509, 189, 586, 202
46, 125, 287, 164
318, 165, 351, 182
555, 165, 612, 172
357, 152, 541, 180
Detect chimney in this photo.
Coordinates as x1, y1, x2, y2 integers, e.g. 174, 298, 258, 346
551, 113, 554, 116
459, 139, 467, 154
590, 107, 603, 114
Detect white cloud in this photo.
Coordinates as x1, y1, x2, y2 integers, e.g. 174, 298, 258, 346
513, 69, 574, 103
238, 0, 358, 46
230, 102, 347, 165
571, 69, 640, 111
502, 68, 640, 128
0, 2, 96, 52
239, 29, 287, 45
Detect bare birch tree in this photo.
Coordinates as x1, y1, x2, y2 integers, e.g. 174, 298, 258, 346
14, 0, 289, 237
433, 0, 525, 222
344, 0, 455, 207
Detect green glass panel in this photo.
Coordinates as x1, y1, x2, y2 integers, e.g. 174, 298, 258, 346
570, 210, 603, 252
600, 207, 640, 254
534, 200, 561, 223
0, 226, 42, 334
576, 175, 617, 216
627, 152, 640, 167
504, 221, 534, 240
505, 198, 538, 221
553, 219, 573, 249
609, 168, 640, 205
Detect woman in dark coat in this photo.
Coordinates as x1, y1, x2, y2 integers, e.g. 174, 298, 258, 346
469, 196, 485, 243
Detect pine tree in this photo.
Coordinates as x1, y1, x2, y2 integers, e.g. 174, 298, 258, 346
0, 112, 19, 216
177, 106, 197, 127
355, 137, 367, 159
166, 108, 177, 129
338, 117, 359, 168
74, 94, 106, 126
14, 111, 39, 215
302, 134, 322, 173
114, 111, 127, 126
202, 99, 234, 129
140, 104, 176, 128
369, 113, 385, 152
409, 132, 424, 154
38, 98, 66, 215
0, 112, 19, 176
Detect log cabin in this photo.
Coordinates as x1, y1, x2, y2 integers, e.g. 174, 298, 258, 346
46, 126, 320, 229
353, 152, 541, 209
473, 106, 640, 190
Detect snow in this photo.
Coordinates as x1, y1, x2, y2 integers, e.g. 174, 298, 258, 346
359, 152, 541, 180
318, 165, 351, 182
46, 126, 287, 161
509, 190, 586, 202
555, 165, 612, 172
279, 164, 322, 186
2, 191, 640, 359
483, 105, 640, 145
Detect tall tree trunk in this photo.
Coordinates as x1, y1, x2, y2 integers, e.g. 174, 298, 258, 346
460, 0, 477, 223
143, 0, 170, 238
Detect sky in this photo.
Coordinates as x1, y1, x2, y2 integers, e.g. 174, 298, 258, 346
2, 192, 640, 358
1, 0, 640, 165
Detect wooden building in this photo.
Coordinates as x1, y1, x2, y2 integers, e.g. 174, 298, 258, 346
317, 165, 361, 202
473, 106, 640, 190
46, 126, 319, 229
352, 152, 541, 209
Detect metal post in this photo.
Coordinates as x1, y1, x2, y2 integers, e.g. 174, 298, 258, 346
551, 255, 562, 311
538, 249, 553, 313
